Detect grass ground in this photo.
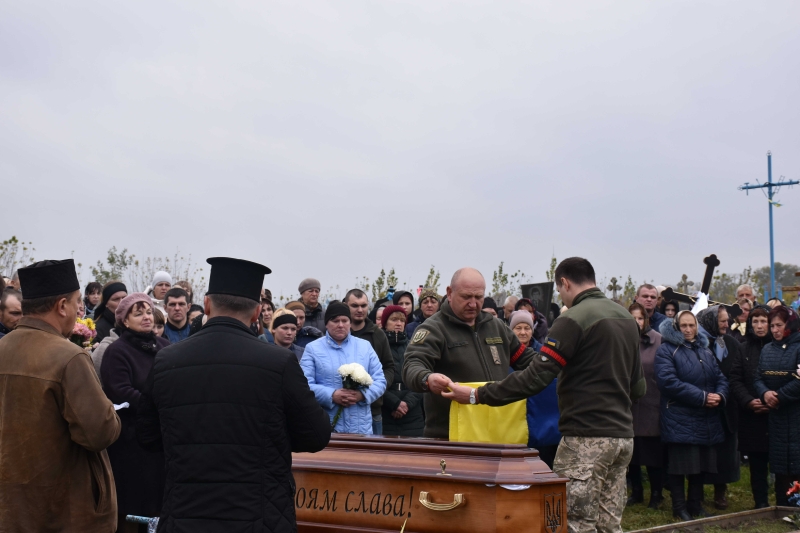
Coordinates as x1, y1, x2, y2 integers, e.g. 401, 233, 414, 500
704, 522, 795, 533
621, 464, 796, 532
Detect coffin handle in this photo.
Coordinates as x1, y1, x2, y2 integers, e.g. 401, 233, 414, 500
418, 491, 466, 511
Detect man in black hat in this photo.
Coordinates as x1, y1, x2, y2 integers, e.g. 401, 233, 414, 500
137, 257, 331, 533
0, 259, 121, 532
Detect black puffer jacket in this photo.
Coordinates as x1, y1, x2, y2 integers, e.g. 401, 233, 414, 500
136, 317, 331, 532
754, 330, 800, 475
729, 308, 772, 453
381, 331, 424, 437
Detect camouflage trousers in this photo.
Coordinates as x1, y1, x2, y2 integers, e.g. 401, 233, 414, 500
553, 436, 634, 533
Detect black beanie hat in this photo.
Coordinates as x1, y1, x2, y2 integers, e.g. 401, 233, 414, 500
272, 313, 298, 329
482, 297, 498, 311
325, 301, 351, 324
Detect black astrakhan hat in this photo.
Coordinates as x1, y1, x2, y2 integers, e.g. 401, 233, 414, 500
206, 257, 271, 302
18, 259, 80, 300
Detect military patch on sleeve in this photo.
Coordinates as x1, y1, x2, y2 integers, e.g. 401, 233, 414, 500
485, 337, 504, 345
545, 337, 559, 348
411, 329, 430, 344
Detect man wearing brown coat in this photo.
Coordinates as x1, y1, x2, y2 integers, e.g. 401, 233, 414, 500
0, 259, 121, 532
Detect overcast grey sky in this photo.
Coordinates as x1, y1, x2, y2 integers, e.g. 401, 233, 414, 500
2, 1, 799, 297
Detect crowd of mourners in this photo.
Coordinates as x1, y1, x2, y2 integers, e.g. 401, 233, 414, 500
0, 266, 799, 529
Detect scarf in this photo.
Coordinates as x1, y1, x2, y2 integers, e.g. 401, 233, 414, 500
697, 306, 728, 362
119, 328, 159, 353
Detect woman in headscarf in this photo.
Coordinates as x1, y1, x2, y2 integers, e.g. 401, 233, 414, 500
656, 310, 728, 520
754, 305, 800, 506
729, 305, 772, 508
696, 305, 742, 509
626, 303, 665, 509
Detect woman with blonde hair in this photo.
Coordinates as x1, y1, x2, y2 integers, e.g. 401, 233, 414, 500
263, 308, 304, 360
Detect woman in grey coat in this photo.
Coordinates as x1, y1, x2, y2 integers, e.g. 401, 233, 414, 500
627, 303, 665, 509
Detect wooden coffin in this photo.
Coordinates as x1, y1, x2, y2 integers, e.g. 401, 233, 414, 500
292, 434, 568, 533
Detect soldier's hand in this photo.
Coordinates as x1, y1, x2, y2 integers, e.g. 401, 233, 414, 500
441, 382, 473, 404
427, 373, 452, 395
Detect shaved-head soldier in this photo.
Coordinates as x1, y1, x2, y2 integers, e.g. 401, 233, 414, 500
402, 267, 538, 439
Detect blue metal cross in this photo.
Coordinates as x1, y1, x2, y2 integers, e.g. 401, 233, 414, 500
738, 151, 798, 299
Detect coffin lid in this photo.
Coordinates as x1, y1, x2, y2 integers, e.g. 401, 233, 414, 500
292, 434, 566, 486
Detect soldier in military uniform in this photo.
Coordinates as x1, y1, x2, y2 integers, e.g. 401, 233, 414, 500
402, 267, 537, 439
444, 258, 645, 533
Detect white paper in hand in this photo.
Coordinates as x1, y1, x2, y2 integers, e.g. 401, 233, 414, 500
691, 293, 709, 315
114, 402, 130, 411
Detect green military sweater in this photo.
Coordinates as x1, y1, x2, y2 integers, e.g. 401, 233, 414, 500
478, 287, 646, 438
402, 300, 536, 439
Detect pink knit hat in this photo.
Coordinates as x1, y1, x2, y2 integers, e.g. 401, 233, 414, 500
509, 310, 534, 330
115, 292, 155, 324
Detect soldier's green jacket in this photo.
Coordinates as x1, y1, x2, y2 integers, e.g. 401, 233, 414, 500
479, 287, 646, 438
402, 300, 537, 438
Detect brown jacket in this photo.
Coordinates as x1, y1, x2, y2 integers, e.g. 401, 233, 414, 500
0, 317, 121, 533
631, 329, 662, 436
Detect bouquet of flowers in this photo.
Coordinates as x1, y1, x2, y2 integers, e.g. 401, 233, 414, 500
783, 481, 800, 527
71, 317, 97, 349
331, 363, 373, 430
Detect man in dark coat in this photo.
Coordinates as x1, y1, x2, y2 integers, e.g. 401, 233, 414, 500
137, 257, 331, 533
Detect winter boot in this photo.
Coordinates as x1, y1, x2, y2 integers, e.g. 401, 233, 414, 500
714, 484, 728, 510
670, 475, 692, 521
648, 490, 664, 510
687, 479, 710, 518
626, 486, 644, 506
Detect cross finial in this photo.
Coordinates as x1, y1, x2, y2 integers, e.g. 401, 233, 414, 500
606, 277, 622, 300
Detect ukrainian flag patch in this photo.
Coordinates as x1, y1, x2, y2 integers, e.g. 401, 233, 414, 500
546, 337, 558, 348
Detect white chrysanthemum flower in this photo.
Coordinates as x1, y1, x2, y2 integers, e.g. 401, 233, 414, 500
338, 363, 355, 378
337, 363, 372, 386
352, 367, 373, 386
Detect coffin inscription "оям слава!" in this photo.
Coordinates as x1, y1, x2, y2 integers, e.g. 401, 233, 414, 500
292, 434, 568, 533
